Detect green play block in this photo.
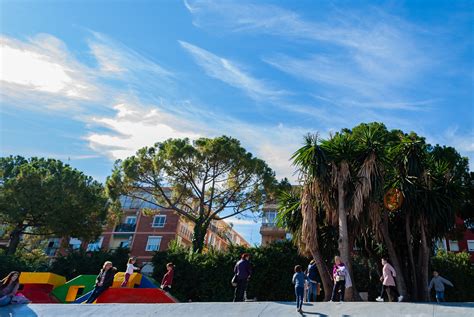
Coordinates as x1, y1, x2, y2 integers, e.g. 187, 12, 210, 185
51, 275, 97, 303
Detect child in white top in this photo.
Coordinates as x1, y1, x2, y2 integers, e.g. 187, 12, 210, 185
121, 257, 139, 287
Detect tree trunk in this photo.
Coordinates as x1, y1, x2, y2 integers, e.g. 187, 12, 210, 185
380, 210, 408, 298
192, 222, 206, 253
405, 213, 418, 301
337, 169, 359, 300
309, 246, 333, 301
7, 224, 23, 255
419, 216, 430, 301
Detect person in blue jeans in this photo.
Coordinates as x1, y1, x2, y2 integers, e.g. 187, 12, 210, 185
305, 259, 320, 302
85, 261, 117, 303
428, 271, 453, 303
292, 265, 306, 313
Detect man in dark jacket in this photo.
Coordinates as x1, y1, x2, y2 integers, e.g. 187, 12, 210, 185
233, 253, 252, 302
85, 261, 117, 303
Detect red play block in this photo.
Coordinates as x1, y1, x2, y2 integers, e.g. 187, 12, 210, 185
20, 284, 58, 303
95, 288, 176, 303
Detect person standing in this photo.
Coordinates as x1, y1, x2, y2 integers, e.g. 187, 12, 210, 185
305, 259, 320, 302
121, 257, 139, 287
85, 261, 117, 303
293, 265, 306, 313
161, 262, 175, 293
377, 258, 403, 302
233, 253, 252, 302
428, 271, 453, 303
330, 256, 349, 302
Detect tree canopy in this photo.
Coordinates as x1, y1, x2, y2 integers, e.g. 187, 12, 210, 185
106, 136, 276, 252
0, 156, 108, 255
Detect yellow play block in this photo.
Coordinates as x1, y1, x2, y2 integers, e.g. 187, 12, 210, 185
65, 285, 84, 302
112, 272, 142, 288
19, 272, 66, 288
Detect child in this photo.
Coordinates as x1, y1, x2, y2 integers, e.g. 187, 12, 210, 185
377, 258, 403, 302
85, 261, 117, 303
292, 265, 306, 313
428, 271, 453, 303
161, 262, 174, 293
331, 256, 352, 302
0, 271, 30, 306
121, 257, 139, 287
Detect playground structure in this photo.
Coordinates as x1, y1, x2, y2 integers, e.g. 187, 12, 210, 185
16, 272, 176, 304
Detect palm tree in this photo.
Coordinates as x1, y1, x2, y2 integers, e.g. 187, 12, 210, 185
276, 187, 334, 300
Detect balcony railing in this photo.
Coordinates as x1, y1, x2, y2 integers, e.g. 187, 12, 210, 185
261, 222, 278, 228
114, 223, 136, 232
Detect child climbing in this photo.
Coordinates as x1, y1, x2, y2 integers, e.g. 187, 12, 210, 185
121, 257, 139, 287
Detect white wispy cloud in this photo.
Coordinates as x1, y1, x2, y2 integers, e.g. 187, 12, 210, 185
184, 1, 434, 111
179, 40, 285, 101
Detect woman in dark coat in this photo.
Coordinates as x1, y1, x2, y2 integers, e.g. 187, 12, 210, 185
85, 261, 117, 303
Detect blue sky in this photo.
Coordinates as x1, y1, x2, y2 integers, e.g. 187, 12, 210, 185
1, 0, 473, 245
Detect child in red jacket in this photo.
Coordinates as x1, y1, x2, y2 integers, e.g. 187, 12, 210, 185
161, 263, 174, 293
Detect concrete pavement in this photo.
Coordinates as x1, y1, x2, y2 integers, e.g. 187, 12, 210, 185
1, 302, 473, 317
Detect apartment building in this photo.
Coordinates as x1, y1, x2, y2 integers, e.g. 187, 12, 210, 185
87, 195, 249, 263
260, 202, 287, 246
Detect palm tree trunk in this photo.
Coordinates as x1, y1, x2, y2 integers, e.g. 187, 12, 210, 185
405, 212, 418, 301
380, 210, 408, 298
419, 216, 430, 301
337, 166, 357, 300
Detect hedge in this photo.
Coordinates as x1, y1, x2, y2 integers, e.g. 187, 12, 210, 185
152, 241, 312, 302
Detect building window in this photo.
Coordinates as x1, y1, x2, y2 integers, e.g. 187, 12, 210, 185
467, 240, 474, 252
69, 238, 82, 250
449, 240, 459, 252
152, 215, 166, 228
125, 216, 137, 225
146, 236, 162, 251
119, 240, 130, 248
87, 237, 104, 251
263, 211, 277, 226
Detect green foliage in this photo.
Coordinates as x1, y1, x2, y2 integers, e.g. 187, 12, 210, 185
50, 248, 129, 280
431, 251, 474, 302
0, 156, 108, 254
106, 136, 276, 252
0, 249, 49, 278
152, 241, 311, 302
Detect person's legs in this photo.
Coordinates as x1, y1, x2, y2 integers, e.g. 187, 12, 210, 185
385, 286, 395, 302
0, 295, 12, 307
121, 273, 130, 287
436, 291, 444, 303
233, 279, 247, 302
339, 282, 346, 302
296, 286, 304, 310
331, 282, 340, 301
85, 286, 105, 303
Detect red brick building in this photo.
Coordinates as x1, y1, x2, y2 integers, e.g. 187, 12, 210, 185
85, 195, 249, 264
442, 216, 474, 262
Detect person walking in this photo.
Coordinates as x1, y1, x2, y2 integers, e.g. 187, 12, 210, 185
161, 262, 175, 293
233, 253, 252, 302
330, 256, 350, 302
428, 270, 453, 303
376, 258, 403, 302
121, 257, 139, 287
85, 261, 117, 303
305, 259, 320, 302
293, 265, 306, 313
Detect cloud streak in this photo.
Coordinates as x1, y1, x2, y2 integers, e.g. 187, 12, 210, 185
179, 40, 285, 101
